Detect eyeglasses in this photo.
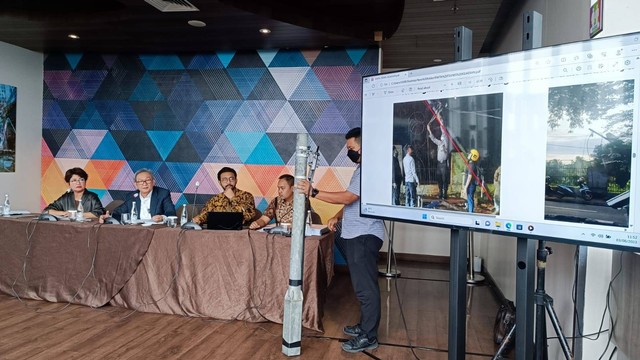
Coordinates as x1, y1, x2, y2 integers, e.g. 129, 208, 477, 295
135, 179, 153, 185
220, 176, 236, 183
69, 178, 86, 183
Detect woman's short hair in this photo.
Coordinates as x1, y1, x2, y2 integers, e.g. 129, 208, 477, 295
279, 174, 294, 186
64, 167, 89, 183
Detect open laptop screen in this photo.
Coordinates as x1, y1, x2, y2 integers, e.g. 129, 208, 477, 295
206, 212, 243, 230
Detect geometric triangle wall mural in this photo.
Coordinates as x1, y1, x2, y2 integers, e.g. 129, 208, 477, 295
42, 48, 380, 222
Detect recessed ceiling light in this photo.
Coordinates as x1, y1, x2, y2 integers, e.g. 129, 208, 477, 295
259, 28, 271, 34
68, 34, 80, 39
188, 20, 206, 27
433, 59, 443, 63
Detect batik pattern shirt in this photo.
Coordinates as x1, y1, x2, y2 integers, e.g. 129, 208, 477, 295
193, 188, 256, 225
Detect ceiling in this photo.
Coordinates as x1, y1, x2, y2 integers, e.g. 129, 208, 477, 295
0, 0, 520, 69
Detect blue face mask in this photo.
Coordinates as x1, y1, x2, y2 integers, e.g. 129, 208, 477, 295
347, 149, 360, 163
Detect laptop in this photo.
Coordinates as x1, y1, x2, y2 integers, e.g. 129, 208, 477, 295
206, 211, 244, 230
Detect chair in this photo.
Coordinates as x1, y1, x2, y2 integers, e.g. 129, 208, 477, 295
105, 200, 124, 214
308, 210, 322, 224
252, 208, 262, 222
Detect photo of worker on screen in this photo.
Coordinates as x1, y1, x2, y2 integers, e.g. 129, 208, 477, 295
544, 80, 633, 227
391, 94, 503, 214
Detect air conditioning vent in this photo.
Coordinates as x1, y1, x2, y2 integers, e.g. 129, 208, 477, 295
144, 0, 199, 12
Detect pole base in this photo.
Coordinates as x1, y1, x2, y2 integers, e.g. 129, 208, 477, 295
378, 268, 401, 278
466, 273, 485, 284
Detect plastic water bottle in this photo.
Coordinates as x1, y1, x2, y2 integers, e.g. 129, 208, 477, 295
76, 201, 84, 222
3, 194, 10, 216
180, 204, 188, 225
131, 201, 138, 222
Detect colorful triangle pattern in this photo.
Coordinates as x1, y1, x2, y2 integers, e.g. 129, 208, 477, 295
42, 48, 378, 222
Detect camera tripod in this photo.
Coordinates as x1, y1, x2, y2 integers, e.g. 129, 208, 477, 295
493, 240, 572, 360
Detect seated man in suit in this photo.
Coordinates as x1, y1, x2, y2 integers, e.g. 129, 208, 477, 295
100, 169, 176, 223
192, 167, 257, 226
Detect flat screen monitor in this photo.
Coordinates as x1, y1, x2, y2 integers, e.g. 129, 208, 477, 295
360, 32, 640, 251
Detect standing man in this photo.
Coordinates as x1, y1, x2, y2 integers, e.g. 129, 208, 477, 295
427, 119, 450, 199
101, 168, 176, 223
192, 167, 257, 225
403, 144, 419, 207
493, 166, 501, 214
463, 149, 480, 213
391, 146, 403, 205
297, 127, 385, 353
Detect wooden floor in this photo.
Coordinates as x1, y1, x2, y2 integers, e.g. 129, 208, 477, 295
0, 261, 501, 359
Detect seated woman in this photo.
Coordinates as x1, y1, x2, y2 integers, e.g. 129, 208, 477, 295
43, 167, 105, 219
250, 174, 312, 229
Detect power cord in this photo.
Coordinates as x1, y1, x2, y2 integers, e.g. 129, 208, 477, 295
569, 248, 622, 346
597, 251, 623, 360
391, 242, 423, 360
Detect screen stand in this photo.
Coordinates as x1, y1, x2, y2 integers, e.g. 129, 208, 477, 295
449, 228, 467, 359
378, 221, 401, 277
496, 239, 572, 360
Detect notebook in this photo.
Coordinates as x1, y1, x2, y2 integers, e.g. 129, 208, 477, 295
206, 211, 244, 230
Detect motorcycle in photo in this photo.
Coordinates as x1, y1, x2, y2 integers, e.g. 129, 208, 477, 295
545, 176, 593, 201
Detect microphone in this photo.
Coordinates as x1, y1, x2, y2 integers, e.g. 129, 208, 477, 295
37, 209, 58, 222
181, 180, 202, 230
194, 181, 200, 207
103, 216, 120, 224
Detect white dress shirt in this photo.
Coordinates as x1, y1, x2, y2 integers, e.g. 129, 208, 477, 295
139, 190, 153, 220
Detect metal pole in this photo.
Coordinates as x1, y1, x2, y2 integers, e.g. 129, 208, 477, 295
516, 11, 542, 360
515, 237, 536, 360
379, 221, 401, 277
449, 228, 467, 360
282, 133, 308, 356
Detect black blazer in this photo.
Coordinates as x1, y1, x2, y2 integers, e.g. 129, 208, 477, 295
111, 186, 176, 221
44, 190, 105, 218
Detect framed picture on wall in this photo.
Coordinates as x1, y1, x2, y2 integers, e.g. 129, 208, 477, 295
0, 83, 17, 173
590, 0, 603, 38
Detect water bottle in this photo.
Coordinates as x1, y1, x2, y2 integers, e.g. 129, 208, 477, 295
3, 194, 10, 216
131, 201, 138, 222
76, 201, 84, 222
180, 204, 188, 225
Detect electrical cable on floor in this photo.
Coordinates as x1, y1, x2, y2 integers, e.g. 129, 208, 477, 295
391, 245, 424, 360
568, 249, 622, 348
597, 251, 623, 360
381, 223, 495, 359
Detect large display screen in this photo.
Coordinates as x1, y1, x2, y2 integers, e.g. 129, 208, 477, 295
360, 32, 640, 251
